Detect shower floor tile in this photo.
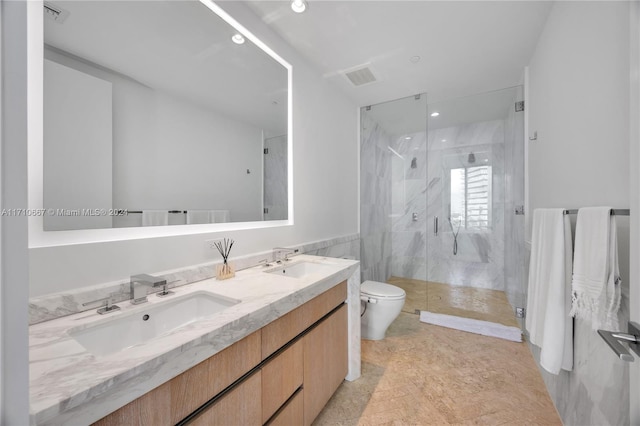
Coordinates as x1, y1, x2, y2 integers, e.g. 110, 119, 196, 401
313, 312, 560, 426
388, 277, 519, 327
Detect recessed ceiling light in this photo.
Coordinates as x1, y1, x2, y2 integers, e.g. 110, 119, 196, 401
291, 0, 307, 13
405, 136, 412, 140
231, 34, 245, 44
430, 112, 440, 117
441, 139, 447, 142
410, 56, 421, 64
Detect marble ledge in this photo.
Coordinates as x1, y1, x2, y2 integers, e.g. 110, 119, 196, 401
29, 255, 361, 425
29, 233, 360, 325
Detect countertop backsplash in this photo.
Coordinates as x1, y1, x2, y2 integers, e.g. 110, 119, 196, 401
29, 234, 360, 325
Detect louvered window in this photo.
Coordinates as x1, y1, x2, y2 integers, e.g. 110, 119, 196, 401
449, 166, 492, 230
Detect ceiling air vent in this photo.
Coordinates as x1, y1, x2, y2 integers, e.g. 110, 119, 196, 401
44, 2, 70, 24
344, 67, 377, 87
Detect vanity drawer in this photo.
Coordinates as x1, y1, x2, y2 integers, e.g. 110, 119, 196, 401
189, 371, 262, 426
267, 388, 303, 426
170, 330, 261, 424
261, 281, 347, 359
261, 339, 303, 423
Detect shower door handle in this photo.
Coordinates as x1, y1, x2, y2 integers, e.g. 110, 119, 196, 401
434, 216, 438, 236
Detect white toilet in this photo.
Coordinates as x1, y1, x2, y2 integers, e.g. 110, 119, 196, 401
360, 280, 406, 340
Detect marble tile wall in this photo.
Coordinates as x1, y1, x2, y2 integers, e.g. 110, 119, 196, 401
390, 131, 428, 280
29, 233, 360, 324
360, 114, 393, 282
526, 220, 631, 425
425, 121, 506, 290
387, 120, 508, 291
527, 275, 630, 425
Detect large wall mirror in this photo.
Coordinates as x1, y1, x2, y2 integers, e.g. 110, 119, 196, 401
40, 0, 290, 232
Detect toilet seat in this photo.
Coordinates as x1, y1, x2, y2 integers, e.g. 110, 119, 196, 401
361, 280, 406, 301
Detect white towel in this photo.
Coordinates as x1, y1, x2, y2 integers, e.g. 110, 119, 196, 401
570, 207, 621, 331
142, 210, 168, 226
211, 210, 230, 223
186, 210, 211, 224
526, 208, 573, 374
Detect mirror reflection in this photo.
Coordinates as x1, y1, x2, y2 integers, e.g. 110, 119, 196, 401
43, 0, 288, 231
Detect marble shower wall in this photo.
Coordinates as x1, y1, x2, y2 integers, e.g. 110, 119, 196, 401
360, 114, 393, 282
390, 132, 428, 280
392, 120, 507, 290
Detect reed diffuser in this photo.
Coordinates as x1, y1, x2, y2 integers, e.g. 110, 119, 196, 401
214, 238, 235, 280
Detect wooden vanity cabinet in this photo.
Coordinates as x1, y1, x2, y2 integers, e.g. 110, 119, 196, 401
261, 282, 347, 359
93, 331, 261, 426
170, 330, 262, 424
303, 304, 348, 426
93, 281, 348, 426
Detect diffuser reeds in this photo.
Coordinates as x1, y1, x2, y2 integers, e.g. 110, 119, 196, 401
214, 238, 235, 280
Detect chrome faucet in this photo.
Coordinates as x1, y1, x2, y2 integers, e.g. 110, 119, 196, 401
130, 274, 166, 305
82, 294, 121, 315
273, 247, 299, 262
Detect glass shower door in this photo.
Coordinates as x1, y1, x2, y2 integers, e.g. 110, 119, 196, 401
360, 94, 428, 314
263, 134, 288, 221
425, 86, 525, 327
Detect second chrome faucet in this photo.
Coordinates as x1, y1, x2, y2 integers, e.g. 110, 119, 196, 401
130, 274, 167, 305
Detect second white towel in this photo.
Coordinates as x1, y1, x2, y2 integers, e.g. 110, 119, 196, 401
570, 207, 621, 331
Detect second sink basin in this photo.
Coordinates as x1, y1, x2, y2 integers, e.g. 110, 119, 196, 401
266, 261, 334, 279
68, 291, 240, 357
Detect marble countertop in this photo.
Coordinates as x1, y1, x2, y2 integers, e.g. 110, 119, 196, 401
29, 255, 359, 425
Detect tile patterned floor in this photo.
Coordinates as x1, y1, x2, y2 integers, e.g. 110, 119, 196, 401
313, 313, 561, 425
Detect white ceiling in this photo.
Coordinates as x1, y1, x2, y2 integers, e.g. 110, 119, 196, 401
245, 0, 552, 107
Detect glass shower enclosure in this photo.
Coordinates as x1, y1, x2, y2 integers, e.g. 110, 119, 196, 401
360, 86, 526, 328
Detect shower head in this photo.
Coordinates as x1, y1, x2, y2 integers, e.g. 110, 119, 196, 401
468, 152, 476, 164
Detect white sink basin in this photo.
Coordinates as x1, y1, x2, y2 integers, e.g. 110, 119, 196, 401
265, 261, 334, 279
68, 291, 240, 357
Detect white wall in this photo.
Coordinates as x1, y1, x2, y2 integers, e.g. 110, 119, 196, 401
528, 2, 630, 216
29, 1, 359, 297
1, 1, 31, 423
527, 2, 631, 424
43, 59, 113, 231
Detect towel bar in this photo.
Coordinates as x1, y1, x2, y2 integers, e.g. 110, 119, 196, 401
597, 321, 640, 362
123, 210, 187, 214
563, 208, 630, 216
